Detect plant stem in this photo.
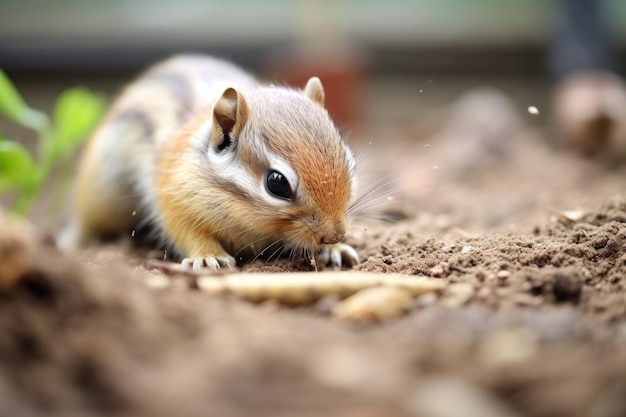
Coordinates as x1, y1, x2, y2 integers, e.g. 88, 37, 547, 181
20, 108, 49, 133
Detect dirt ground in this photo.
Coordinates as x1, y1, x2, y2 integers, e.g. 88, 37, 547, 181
1, 76, 626, 417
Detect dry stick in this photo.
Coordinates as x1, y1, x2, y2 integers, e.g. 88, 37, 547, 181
196, 272, 446, 305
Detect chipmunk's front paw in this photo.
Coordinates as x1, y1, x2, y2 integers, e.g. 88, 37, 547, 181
319, 243, 360, 268
181, 255, 236, 271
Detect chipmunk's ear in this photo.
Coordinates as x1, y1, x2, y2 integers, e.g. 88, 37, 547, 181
304, 77, 325, 107
212, 87, 249, 151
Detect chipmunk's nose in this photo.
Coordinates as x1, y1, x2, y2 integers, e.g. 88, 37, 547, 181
319, 220, 346, 245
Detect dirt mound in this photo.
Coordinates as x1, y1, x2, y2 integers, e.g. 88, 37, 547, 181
2, 188, 626, 417
2, 80, 626, 416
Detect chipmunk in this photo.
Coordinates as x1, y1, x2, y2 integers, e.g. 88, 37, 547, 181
61, 54, 360, 270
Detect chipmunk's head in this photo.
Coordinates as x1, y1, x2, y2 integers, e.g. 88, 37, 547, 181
205, 77, 356, 254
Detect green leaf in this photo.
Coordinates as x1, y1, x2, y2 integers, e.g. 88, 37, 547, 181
0, 140, 37, 191
50, 86, 106, 159
0, 69, 26, 122
0, 68, 49, 131
0, 132, 8, 192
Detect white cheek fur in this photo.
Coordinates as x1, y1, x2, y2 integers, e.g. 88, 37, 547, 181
199, 119, 298, 209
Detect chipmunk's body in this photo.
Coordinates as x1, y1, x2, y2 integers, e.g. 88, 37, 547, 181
62, 55, 359, 269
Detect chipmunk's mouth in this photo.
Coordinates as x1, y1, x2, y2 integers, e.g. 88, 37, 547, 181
319, 232, 344, 245
279, 216, 347, 252
315, 219, 346, 246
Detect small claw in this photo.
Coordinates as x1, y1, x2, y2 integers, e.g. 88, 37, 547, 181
181, 255, 236, 271
192, 258, 204, 271
330, 248, 343, 267
204, 257, 220, 270
319, 247, 331, 265
320, 243, 360, 268
340, 244, 360, 267
219, 257, 236, 270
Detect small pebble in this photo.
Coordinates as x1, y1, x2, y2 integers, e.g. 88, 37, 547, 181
496, 270, 511, 280
430, 265, 445, 277
553, 269, 582, 303
461, 245, 473, 254
441, 283, 475, 308
557, 209, 585, 222
333, 286, 413, 322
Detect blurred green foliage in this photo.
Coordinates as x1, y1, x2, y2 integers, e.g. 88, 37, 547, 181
0, 68, 106, 216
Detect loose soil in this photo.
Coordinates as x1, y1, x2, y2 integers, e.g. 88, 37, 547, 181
1, 84, 626, 417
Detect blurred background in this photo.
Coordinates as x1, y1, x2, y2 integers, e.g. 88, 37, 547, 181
2, 0, 626, 72
2, 0, 626, 129
2, 0, 626, 228
2, 0, 625, 122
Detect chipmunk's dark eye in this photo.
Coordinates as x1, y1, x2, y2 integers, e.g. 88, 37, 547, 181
265, 170, 293, 201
